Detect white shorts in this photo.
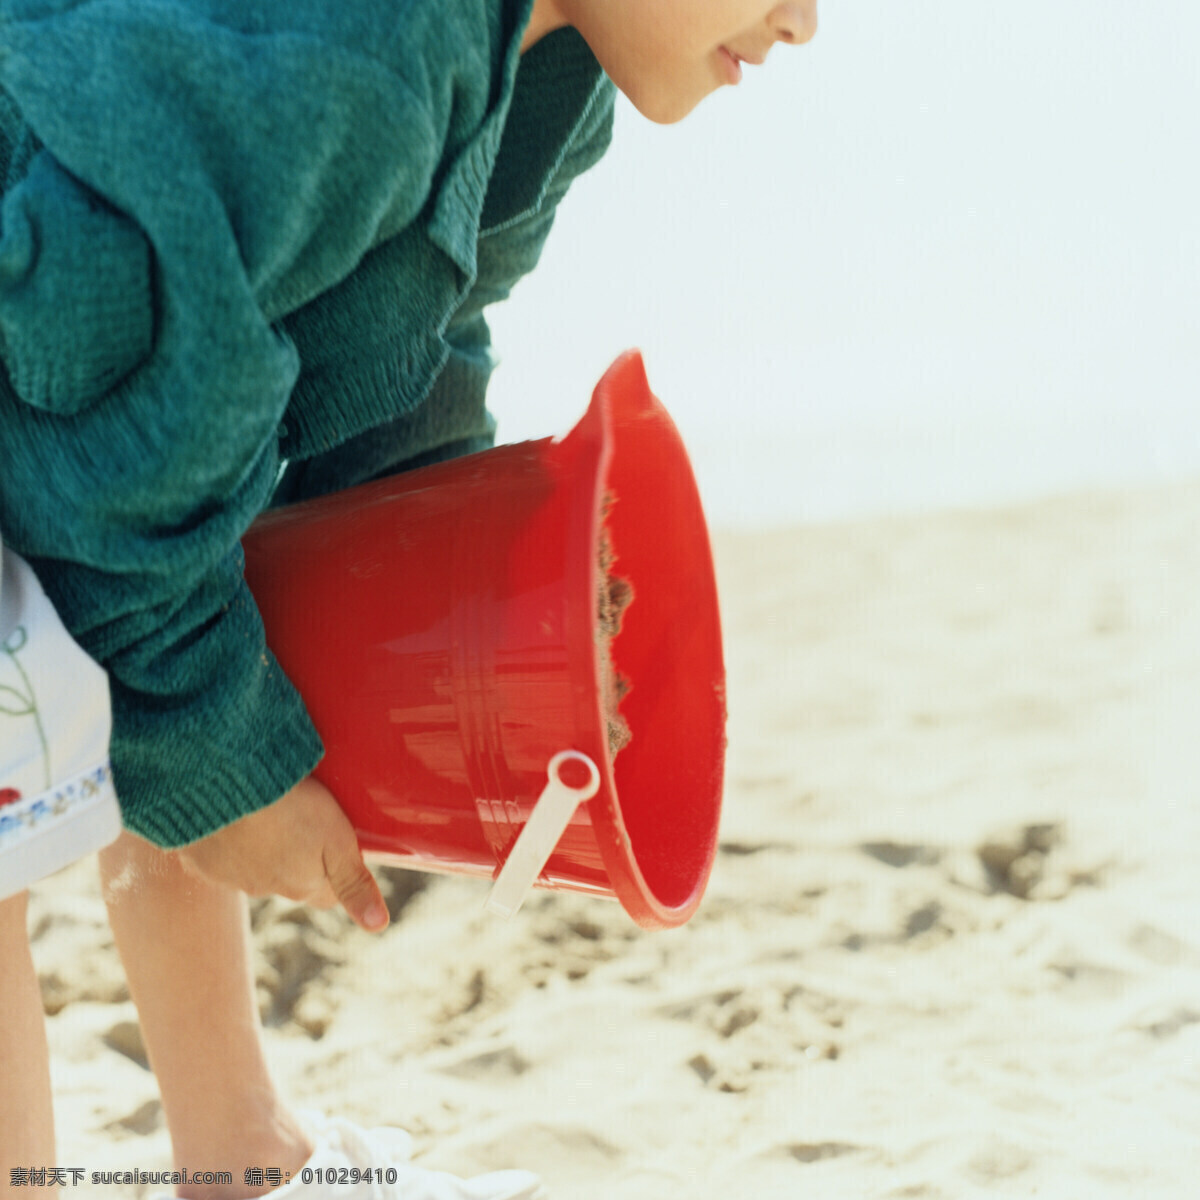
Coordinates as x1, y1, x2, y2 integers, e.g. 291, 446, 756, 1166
1, 540, 121, 900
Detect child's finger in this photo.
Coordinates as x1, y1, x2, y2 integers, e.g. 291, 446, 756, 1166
322, 841, 389, 933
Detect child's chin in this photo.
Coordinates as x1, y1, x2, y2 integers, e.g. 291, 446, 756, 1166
628, 86, 707, 126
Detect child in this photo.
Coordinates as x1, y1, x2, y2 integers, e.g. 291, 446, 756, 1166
0, 1, 817, 1197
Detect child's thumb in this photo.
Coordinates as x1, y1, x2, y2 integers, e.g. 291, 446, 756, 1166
325, 840, 390, 933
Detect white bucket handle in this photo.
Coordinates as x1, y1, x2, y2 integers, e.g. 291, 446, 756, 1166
484, 750, 601, 919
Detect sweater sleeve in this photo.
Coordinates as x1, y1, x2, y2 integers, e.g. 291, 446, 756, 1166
0, 149, 155, 414
0, 3, 446, 845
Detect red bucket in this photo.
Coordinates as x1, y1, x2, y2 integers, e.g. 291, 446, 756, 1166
242, 352, 726, 929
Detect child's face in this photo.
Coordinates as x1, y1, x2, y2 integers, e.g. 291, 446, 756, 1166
557, 1, 818, 124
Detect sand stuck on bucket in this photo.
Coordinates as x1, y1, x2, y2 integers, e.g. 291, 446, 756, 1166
597, 516, 634, 760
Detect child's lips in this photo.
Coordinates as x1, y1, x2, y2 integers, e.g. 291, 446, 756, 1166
718, 46, 744, 85
719, 46, 767, 85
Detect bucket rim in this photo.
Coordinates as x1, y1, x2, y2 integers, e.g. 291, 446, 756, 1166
561, 350, 725, 930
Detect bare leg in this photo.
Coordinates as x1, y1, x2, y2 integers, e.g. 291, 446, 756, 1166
98, 833, 313, 1200
0, 890, 57, 1200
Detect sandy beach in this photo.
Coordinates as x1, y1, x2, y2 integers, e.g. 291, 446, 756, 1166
30, 481, 1200, 1198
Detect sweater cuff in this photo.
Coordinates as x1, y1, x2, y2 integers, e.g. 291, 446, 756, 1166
112, 644, 325, 849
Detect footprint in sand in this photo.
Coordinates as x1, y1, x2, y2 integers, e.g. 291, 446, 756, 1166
104, 1098, 162, 1137
859, 841, 942, 870
664, 985, 840, 1092
438, 1043, 533, 1080
102, 1018, 148, 1070
33, 914, 129, 1014
1129, 1005, 1200, 1039
253, 902, 346, 1034
785, 1141, 862, 1165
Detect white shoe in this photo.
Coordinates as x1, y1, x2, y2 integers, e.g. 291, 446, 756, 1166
283, 1112, 547, 1200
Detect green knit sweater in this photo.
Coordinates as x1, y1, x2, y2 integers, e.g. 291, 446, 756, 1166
0, 0, 615, 845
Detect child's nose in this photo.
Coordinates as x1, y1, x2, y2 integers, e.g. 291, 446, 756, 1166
772, 1, 818, 46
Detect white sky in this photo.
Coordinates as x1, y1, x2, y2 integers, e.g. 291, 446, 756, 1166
487, 1, 1200, 528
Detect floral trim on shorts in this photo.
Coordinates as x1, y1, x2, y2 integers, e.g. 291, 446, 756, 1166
0, 763, 114, 848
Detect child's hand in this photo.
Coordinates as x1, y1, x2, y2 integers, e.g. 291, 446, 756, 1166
175, 777, 390, 933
